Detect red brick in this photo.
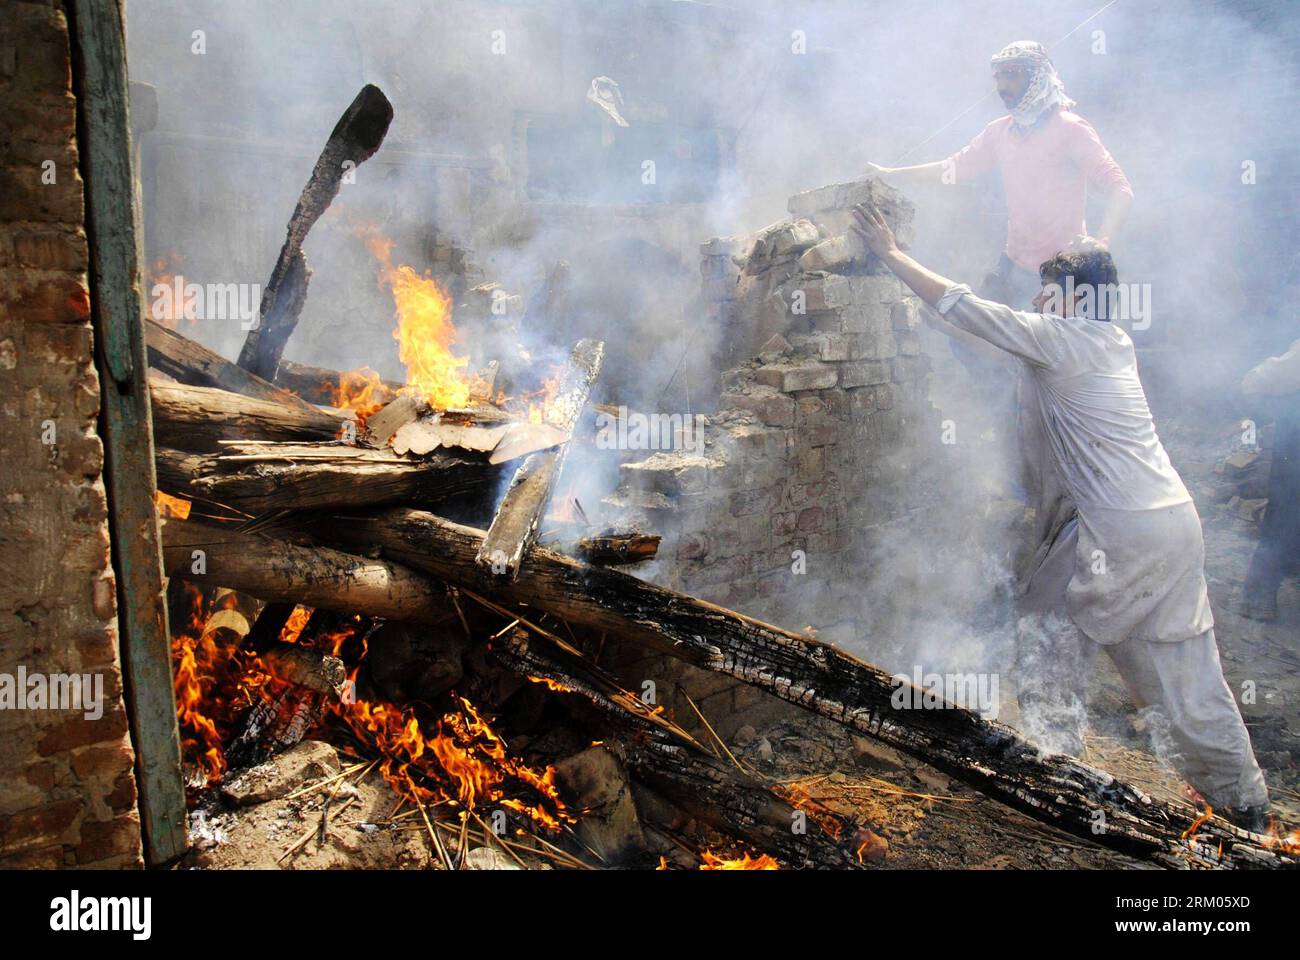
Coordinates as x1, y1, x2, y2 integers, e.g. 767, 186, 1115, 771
36, 704, 129, 756
0, 798, 80, 849
74, 814, 142, 865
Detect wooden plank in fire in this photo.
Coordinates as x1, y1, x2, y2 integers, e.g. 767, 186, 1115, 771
237, 84, 394, 381
475, 338, 604, 581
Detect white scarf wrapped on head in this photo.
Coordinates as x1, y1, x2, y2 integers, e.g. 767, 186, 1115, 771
992, 41, 1076, 131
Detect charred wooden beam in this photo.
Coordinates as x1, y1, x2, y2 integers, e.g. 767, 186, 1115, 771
574, 532, 660, 566
155, 442, 497, 515
237, 85, 394, 381
321, 508, 1295, 870
145, 318, 321, 413
150, 378, 344, 452
160, 516, 449, 624
476, 338, 604, 580
246, 601, 297, 656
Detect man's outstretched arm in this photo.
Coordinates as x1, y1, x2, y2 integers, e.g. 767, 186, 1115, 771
849, 203, 952, 307
851, 203, 1062, 368
864, 160, 949, 183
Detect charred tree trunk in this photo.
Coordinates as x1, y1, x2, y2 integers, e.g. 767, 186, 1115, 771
145, 319, 321, 413
274, 358, 401, 408
160, 516, 451, 624
492, 632, 867, 869
477, 338, 604, 580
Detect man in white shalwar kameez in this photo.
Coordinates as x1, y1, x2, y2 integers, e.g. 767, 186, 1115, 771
849, 202, 1271, 830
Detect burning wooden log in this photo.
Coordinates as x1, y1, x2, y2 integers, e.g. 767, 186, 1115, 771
224, 612, 351, 771
238, 84, 394, 381
573, 532, 660, 566
145, 318, 322, 414
476, 338, 604, 580
274, 358, 402, 408
160, 516, 451, 624
320, 508, 1294, 870
150, 378, 343, 452
155, 442, 497, 515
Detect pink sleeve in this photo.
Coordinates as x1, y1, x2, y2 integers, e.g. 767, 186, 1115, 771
1069, 117, 1134, 197
944, 122, 999, 183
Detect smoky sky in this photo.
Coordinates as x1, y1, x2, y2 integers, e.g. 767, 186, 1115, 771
125, 0, 1300, 412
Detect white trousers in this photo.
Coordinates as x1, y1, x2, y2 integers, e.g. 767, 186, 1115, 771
1017, 518, 1270, 809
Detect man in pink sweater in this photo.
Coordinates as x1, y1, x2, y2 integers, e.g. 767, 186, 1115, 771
872, 43, 1137, 546
869, 41, 1134, 308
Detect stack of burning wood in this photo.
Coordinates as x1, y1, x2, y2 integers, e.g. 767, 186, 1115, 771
150, 319, 871, 869
145, 84, 1295, 871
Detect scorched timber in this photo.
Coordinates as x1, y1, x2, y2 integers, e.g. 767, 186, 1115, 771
155, 442, 495, 515
150, 378, 342, 452
275, 357, 401, 407
321, 508, 1295, 870
476, 337, 604, 580
160, 516, 451, 624
238, 84, 394, 381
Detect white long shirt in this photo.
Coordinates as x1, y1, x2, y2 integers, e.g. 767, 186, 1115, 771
935, 285, 1213, 643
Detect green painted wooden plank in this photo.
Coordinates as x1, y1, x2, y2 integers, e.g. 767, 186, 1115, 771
69, 0, 187, 865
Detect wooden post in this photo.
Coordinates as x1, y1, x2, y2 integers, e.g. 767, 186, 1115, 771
69, 0, 188, 865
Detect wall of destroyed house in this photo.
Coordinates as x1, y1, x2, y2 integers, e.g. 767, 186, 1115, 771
0, 2, 143, 868
604, 180, 949, 738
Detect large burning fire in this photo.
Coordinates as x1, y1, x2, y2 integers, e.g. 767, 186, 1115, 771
169, 588, 571, 830
360, 229, 472, 410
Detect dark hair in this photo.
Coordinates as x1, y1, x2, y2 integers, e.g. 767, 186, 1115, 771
1039, 248, 1118, 288
1038, 249, 1119, 319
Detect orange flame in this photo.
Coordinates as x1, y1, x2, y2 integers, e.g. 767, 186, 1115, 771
699, 850, 779, 870
277, 606, 312, 644
333, 691, 573, 831
154, 490, 192, 520
773, 779, 844, 840
170, 588, 279, 784
362, 229, 471, 410
147, 253, 193, 332
1263, 821, 1300, 855
1181, 804, 1213, 843
332, 367, 392, 426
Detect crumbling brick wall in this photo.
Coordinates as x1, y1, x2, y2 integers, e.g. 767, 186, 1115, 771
0, 1, 144, 868
606, 179, 942, 737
